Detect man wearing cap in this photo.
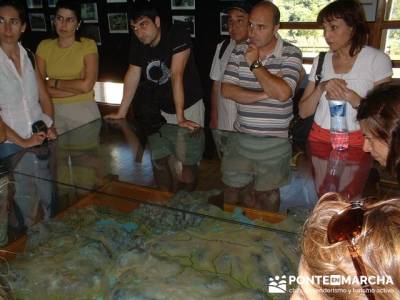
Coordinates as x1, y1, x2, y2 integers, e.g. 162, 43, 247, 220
222, 0, 303, 138
209, 1, 251, 131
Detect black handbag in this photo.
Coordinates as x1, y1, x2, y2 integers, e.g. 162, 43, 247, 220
290, 52, 326, 144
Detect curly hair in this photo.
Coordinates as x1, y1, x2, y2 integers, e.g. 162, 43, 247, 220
299, 193, 400, 299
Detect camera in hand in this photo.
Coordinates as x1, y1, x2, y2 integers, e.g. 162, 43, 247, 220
32, 120, 48, 145
31, 120, 49, 159
32, 120, 48, 134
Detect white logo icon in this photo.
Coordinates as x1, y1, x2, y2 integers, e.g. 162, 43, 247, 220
330, 275, 341, 285
268, 275, 287, 293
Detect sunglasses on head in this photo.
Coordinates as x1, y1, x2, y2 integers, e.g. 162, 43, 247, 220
327, 199, 376, 300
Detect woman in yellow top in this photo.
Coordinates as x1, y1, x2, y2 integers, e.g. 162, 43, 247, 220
36, 0, 100, 134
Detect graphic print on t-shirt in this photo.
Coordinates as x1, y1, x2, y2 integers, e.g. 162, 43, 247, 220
146, 59, 171, 85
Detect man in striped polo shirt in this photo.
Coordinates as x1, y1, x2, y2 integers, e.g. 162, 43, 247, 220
222, 1, 303, 138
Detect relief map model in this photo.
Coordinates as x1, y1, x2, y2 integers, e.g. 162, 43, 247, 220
0, 191, 306, 300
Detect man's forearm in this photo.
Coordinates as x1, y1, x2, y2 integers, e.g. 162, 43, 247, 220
171, 73, 185, 122
118, 66, 141, 117
4, 124, 25, 147
210, 81, 219, 119
221, 82, 267, 104
252, 67, 292, 101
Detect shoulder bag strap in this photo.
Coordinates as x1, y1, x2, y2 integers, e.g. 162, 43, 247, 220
315, 52, 326, 87
218, 38, 231, 60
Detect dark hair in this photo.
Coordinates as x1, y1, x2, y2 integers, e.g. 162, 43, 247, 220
128, 0, 159, 23
317, 0, 368, 57
357, 82, 400, 182
0, 0, 26, 24
54, 0, 81, 41
254, 0, 280, 25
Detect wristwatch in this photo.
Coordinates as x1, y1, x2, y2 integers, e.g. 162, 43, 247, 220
249, 59, 263, 72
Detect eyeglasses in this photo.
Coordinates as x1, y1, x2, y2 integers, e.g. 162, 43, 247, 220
327, 200, 375, 300
0, 16, 21, 26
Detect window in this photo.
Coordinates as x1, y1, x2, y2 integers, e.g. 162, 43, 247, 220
279, 29, 328, 58
274, 0, 400, 77
274, 0, 332, 22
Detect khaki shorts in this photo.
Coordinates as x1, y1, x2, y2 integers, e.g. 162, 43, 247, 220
54, 100, 101, 135
147, 124, 205, 165
221, 134, 292, 191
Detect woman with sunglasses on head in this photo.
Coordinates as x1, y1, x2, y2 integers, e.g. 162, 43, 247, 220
36, 0, 100, 134
357, 82, 400, 183
291, 193, 400, 299
0, 0, 56, 158
299, 0, 392, 148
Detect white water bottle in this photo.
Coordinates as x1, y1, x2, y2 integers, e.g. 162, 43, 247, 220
329, 100, 349, 150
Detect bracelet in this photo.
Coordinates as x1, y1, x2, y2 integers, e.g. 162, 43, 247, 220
54, 79, 59, 89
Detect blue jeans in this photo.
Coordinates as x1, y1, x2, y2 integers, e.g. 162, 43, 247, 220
0, 143, 22, 160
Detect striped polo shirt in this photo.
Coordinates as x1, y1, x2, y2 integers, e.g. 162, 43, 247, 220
223, 35, 302, 137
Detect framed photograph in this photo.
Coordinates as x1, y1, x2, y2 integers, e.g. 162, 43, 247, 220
220, 12, 228, 36
360, 0, 377, 21
106, 0, 127, 2
29, 13, 47, 32
81, 24, 102, 45
47, 0, 57, 8
108, 13, 128, 33
171, 0, 195, 10
27, 0, 43, 9
49, 14, 55, 32
81, 3, 98, 23
172, 15, 195, 38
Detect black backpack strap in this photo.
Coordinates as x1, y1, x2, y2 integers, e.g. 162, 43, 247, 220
315, 52, 326, 86
218, 38, 231, 59
24, 47, 36, 70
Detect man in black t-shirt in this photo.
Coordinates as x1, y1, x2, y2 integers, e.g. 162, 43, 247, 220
105, 1, 203, 129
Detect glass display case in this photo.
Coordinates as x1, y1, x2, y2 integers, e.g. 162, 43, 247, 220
0, 119, 391, 299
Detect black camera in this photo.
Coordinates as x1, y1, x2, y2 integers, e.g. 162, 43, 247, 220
32, 120, 48, 134
31, 120, 49, 149
31, 121, 50, 159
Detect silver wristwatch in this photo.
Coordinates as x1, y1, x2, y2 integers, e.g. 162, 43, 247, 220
249, 59, 263, 72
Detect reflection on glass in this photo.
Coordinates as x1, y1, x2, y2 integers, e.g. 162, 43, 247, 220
279, 29, 328, 58
214, 130, 292, 212
308, 142, 372, 200
0, 149, 56, 246
148, 124, 205, 192
1, 118, 383, 235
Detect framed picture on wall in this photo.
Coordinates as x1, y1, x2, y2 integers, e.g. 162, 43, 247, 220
29, 13, 47, 32
171, 0, 195, 10
360, 0, 377, 21
49, 14, 55, 32
47, 0, 57, 8
220, 12, 228, 35
81, 24, 102, 45
172, 15, 195, 38
81, 3, 98, 23
108, 13, 128, 33
27, 0, 43, 9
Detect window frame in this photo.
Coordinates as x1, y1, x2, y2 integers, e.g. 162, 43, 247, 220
279, 0, 400, 67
